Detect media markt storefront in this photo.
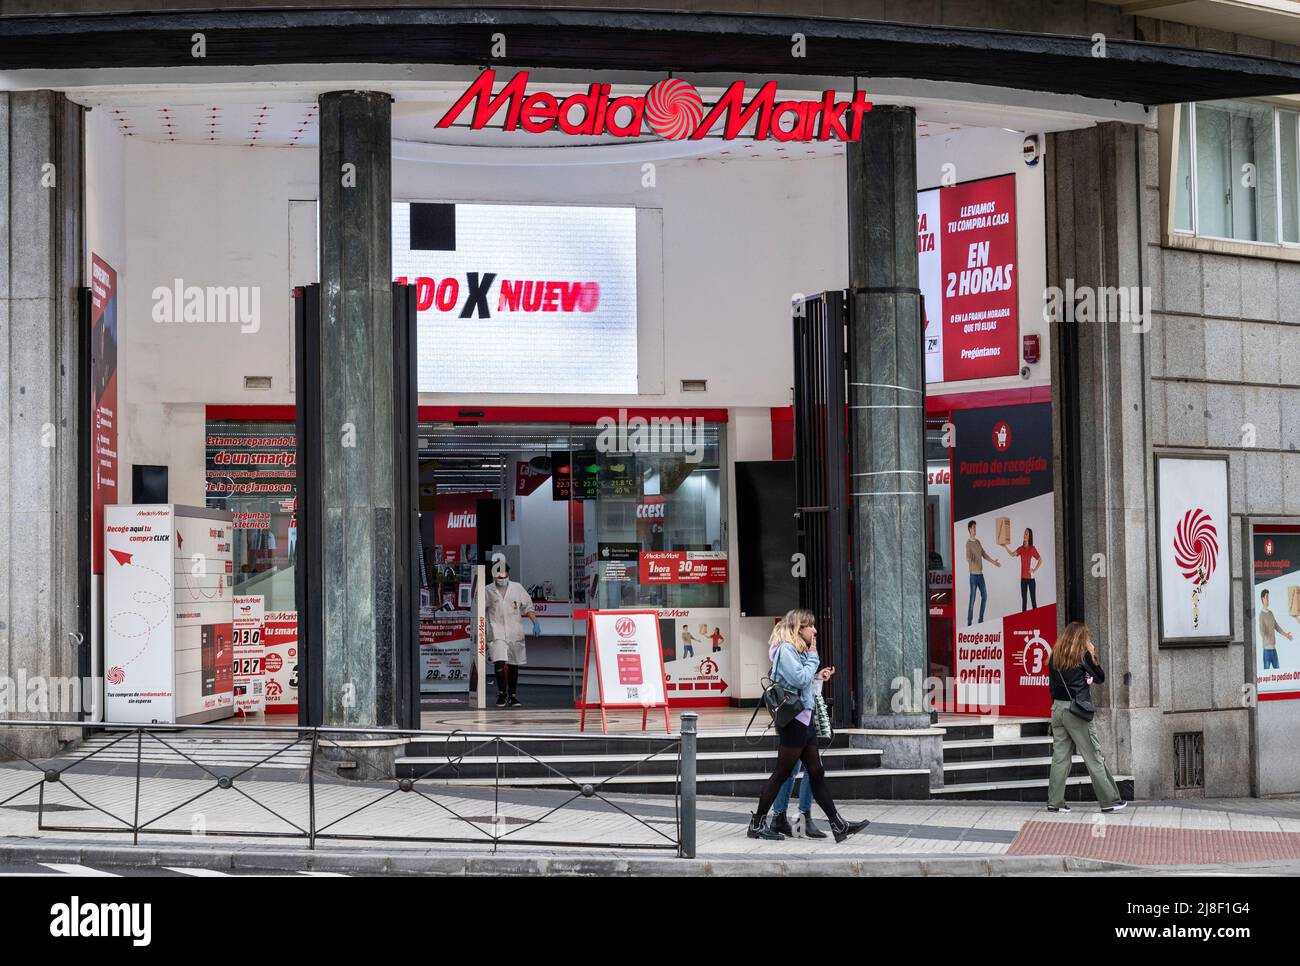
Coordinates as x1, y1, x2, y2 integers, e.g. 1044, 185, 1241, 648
9, 6, 1295, 762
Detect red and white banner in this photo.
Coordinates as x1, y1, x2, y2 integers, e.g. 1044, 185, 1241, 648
918, 174, 1020, 384
90, 254, 118, 574
580, 609, 671, 733
262, 610, 298, 714
435, 491, 485, 564
638, 550, 728, 584
949, 404, 1056, 717
1156, 456, 1231, 642
420, 617, 473, 694
104, 506, 176, 721
232, 595, 265, 715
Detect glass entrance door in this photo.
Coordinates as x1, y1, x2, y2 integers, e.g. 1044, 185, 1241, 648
417, 421, 578, 708
567, 421, 729, 708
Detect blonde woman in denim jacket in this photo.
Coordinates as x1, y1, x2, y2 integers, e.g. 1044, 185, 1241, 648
747, 609, 870, 843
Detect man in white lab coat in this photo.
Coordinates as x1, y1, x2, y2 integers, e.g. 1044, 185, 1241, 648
483, 562, 539, 707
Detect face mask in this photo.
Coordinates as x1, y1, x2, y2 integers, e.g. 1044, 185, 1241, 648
495, 578, 509, 588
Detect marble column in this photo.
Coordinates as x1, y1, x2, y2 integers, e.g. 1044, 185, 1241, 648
845, 106, 930, 731
314, 91, 399, 728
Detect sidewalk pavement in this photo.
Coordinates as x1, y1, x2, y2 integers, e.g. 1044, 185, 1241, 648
3, 762, 1300, 875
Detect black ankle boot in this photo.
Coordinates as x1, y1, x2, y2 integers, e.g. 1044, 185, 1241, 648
747, 811, 785, 840
829, 815, 870, 843
769, 812, 793, 837
801, 812, 828, 839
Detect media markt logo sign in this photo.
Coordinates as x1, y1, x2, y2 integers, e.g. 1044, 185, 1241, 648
437, 70, 873, 141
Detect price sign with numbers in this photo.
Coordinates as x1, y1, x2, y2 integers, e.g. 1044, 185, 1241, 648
232, 595, 265, 716
420, 617, 473, 695
580, 610, 670, 734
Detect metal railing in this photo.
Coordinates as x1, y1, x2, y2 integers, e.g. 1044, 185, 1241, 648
0, 713, 699, 857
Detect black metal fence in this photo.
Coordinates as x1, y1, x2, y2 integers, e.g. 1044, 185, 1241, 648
0, 715, 699, 857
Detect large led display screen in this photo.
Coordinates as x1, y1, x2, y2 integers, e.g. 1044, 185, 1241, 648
393, 202, 638, 394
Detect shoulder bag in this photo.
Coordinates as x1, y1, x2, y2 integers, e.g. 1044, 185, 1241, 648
1055, 663, 1096, 722
764, 645, 805, 727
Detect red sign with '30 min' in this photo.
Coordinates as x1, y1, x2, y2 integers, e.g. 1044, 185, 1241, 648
638, 551, 728, 584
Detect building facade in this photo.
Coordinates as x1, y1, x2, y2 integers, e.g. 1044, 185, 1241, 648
1, 1, 1299, 799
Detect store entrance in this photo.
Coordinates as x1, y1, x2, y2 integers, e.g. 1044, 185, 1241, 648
418, 421, 580, 709
415, 413, 730, 715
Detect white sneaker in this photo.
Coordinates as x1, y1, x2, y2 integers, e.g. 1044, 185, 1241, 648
1101, 800, 1128, 813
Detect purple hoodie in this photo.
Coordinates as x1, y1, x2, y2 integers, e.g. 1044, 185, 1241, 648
770, 641, 814, 726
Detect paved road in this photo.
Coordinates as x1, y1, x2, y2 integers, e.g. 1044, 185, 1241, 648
0, 861, 350, 877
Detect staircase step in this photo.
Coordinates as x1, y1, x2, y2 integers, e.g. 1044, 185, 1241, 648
411, 766, 932, 799
932, 775, 1136, 802
946, 738, 1055, 759
396, 746, 881, 781
938, 720, 1052, 741
942, 755, 1092, 785
402, 730, 862, 759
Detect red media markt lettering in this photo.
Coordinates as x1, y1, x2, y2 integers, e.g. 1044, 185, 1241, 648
437, 70, 873, 143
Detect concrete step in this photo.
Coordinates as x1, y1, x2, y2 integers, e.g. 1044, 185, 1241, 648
395, 746, 882, 781
942, 755, 1092, 785
938, 719, 1052, 741
931, 774, 1137, 802
942, 735, 1057, 763
402, 729, 864, 759
413, 766, 933, 799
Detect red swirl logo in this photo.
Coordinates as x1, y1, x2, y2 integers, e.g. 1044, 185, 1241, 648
107, 666, 125, 685
1173, 508, 1218, 584
615, 617, 636, 638
644, 79, 703, 140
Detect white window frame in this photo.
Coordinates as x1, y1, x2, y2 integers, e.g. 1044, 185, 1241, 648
1161, 99, 1300, 262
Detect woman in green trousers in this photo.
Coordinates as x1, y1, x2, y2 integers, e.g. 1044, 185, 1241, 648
1046, 621, 1126, 813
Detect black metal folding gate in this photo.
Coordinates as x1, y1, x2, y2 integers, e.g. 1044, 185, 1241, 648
791, 292, 857, 727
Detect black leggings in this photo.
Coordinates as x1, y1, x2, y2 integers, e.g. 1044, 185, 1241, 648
755, 742, 838, 823
494, 661, 519, 698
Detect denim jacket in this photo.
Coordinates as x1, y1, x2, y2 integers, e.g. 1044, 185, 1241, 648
770, 641, 821, 712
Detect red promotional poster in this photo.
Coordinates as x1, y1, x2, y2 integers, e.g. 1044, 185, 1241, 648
435, 491, 485, 563
938, 175, 1019, 382
949, 403, 1057, 717
262, 610, 299, 714
90, 254, 119, 574
638, 551, 729, 584
1002, 607, 1054, 717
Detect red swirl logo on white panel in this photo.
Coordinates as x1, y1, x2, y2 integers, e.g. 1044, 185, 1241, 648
1173, 508, 1218, 628
644, 79, 703, 140
615, 617, 637, 638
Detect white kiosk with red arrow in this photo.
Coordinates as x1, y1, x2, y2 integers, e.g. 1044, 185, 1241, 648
104, 504, 236, 724
579, 609, 671, 734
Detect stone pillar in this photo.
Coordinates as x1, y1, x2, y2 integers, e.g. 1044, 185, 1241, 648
0, 92, 85, 757
844, 106, 930, 733
316, 91, 398, 728
1045, 122, 1163, 796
